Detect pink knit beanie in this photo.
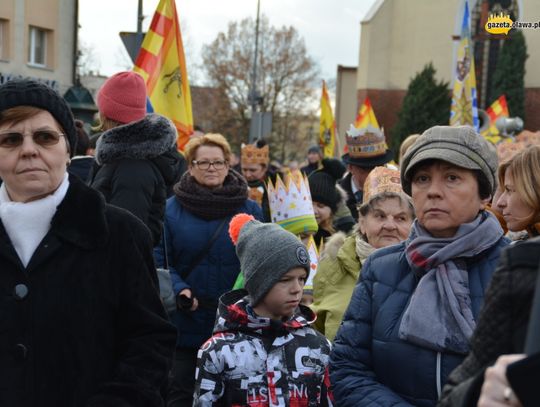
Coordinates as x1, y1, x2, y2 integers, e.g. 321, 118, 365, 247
97, 71, 147, 124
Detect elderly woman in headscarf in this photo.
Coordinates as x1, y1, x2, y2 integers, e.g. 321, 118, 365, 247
0, 79, 176, 406
330, 126, 510, 407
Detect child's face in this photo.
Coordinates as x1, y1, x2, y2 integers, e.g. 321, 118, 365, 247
253, 267, 307, 321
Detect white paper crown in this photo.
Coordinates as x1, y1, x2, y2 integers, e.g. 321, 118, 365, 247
304, 235, 321, 292
266, 171, 318, 235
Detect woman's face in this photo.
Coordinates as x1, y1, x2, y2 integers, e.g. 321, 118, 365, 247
188, 145, 229, 189
496, 168, 534, 231
360, 197, 413, 249
242, 163, 266, 182
411, 161, 488, 238
0, 110, 70, 203
313, 201, 332, 226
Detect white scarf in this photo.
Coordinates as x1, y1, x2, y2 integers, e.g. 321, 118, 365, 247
0, 173, 70, 267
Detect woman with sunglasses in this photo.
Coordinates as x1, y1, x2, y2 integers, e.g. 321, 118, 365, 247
0, 79, 176, 406
154, 133, 262, 406
88, 71, 185, 246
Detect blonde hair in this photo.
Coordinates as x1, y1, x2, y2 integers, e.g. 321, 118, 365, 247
92, 113, 123, 132
399, 134, 421, 164
498, 145, 540, 223
184, 133, 232, 164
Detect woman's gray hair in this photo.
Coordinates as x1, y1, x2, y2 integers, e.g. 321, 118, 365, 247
358, 192, 415, 218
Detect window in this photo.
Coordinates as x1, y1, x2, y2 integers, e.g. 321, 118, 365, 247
28, 26, 48, 67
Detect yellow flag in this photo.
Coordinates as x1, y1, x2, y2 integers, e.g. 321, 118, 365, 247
450, 1, 479, 130
134, 0, 193, 150
354, 96, 380, 129
319, 81, 336, 158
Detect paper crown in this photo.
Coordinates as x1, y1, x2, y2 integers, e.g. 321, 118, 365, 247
303, 235, 321, 294
362, 166, 404, 204
497, 141, 525, 164
267, 171, 318, 236
241, 143, 270, 166
515, 130, 540, 147
345, 124, 388, 158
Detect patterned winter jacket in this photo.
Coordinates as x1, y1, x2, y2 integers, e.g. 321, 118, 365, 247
193, 290, 334, 406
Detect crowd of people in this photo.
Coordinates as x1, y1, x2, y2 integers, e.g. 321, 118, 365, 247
0, 72, 538, 407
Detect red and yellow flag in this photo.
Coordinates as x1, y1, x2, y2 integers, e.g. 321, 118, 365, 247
319, 80, 337, 158
134, 0, 193, 150
482, 95, 509, 144
354, 96, 380, 129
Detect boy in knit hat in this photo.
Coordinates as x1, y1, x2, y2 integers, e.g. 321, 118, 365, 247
193, 214, 333, 406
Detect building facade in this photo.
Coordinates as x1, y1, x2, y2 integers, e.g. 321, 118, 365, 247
347, 0, 540, 141
0, 0, 77, 94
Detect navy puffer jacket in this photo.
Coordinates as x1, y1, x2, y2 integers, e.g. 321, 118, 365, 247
330, 237, 509, 407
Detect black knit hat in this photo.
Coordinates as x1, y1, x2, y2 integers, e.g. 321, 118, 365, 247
308, 158, 345, 213
0, 78, 77, 156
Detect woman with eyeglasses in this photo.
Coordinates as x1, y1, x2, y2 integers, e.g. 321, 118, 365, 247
0, 79, 176, 406
154, 133, 262, 406
88, 71, 185, 246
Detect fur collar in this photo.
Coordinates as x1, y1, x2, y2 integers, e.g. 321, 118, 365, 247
95, 114, 177, 165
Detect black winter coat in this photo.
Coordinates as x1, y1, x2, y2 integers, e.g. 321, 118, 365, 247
438, 239, 538, 407
88, 114, 184, 246
338, 173, 359, 221
0, 175, 176, 407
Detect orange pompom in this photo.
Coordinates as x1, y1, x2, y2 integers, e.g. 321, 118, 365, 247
229, 213, 255, 245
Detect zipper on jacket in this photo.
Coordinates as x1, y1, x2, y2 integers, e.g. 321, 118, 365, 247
436, 352, 442, 398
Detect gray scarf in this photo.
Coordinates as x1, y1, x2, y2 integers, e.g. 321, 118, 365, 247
399, 211, 503, 354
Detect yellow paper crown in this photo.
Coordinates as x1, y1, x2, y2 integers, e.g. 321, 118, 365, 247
267, 171, 318, 235
362, 166, 404, 204
241, 143, 270, 166
345, 124, 388, 158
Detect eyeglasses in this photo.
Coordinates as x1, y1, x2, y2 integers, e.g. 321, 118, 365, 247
192, 160, 228, 170
0, 130, 65, 148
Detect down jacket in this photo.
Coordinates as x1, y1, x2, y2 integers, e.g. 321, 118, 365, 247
330, 237, 509, 407
0, 175, 176, 407
193, 290, 334, 406
154, 196, 262, 349
88, 114, 184, 246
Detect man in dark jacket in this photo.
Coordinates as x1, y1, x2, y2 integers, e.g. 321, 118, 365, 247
300, 145, 323, 176
339, 125, 393, 220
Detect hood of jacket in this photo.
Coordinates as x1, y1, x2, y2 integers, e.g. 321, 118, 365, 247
95, 114, 177, 166
214, 289, 316, 336
321, 230, 374, 280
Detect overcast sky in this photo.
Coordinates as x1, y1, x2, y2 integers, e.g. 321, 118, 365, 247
78, 0, 378, 85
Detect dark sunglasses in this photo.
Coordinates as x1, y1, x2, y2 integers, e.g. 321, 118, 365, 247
0, 130, 65, 148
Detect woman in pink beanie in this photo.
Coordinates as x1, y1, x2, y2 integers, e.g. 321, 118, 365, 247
88, 71, 186, 246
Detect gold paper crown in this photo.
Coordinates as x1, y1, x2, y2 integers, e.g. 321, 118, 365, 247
267, 172, 318, 235
241, 143, 270, 166
345, 124, 388, 158
515, 130, 540, 147
497, 141, 525, 164
362, 166, 404, 204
